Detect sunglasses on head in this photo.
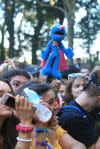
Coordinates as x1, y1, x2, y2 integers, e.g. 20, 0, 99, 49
68, 73, 85, 81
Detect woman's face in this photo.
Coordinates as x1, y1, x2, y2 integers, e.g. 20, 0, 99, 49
41, 89, 59, 110
71, 77, 86, 99
0, 81, 13, 118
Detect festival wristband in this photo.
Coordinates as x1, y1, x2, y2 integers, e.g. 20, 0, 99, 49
34, 128, 49, 133
16, 124, 34, 133
16, 137, 32, 142
35, 140, 52, 149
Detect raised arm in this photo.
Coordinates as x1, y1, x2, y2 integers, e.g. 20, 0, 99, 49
15, 95, 52, 149
59, 42, 74, 59
41, 40, 52, 60
15, 95, 33, 149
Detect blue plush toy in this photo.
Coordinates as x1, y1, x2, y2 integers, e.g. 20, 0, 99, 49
40, 24, 74, 79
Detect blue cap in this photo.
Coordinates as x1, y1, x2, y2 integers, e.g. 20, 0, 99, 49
25, 65, 40, 76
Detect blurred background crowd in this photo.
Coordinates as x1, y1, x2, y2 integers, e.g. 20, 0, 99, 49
0, 0, 100, 149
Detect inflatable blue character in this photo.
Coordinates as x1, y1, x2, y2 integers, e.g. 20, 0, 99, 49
40, 24, 74, 79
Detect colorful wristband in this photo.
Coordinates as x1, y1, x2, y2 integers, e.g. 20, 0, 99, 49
34, 128, 49, 133
35, 140, 52, 149
17, 137, 32, 142
16, 124, 34, 133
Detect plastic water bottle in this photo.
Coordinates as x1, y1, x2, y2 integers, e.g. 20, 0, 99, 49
23, 87, 52, 123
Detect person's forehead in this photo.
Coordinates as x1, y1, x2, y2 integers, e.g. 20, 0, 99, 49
43, 90, 55, 98
11, 75, 29, 82
73, 77, 85, 84
55, 79, 61, 83
0, 81, 11, 92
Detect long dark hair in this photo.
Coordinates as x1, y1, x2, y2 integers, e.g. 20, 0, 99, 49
0, 77, 14, 95
1, 115, 19, 149
0, 77, 19, 149
64, 80, 74, 104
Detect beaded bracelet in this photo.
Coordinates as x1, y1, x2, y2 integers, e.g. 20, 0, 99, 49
34, 128, 49, 133
16, 124, 34, 133
35, 140, 52, 149
16, 137, 32, 142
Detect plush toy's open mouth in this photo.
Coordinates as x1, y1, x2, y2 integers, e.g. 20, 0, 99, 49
55, 31, 64, 36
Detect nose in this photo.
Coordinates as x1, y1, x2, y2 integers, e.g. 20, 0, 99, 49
60, 25, 64, 29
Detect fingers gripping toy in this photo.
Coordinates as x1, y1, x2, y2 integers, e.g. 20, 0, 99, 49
40, 24, 74, 79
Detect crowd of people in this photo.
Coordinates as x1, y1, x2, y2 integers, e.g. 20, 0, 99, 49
0, 58, 99, 149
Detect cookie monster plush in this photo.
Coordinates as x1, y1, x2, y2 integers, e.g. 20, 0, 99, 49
40, 24, 74, 79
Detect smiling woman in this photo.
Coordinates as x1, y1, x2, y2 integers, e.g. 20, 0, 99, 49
0, 77, 19, 149
64, 73, 86, 104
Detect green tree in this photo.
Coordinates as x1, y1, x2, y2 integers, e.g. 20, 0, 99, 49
76, 0, 100, 64
4, 0, 15, 58
63, 0, 75, 49
23, 0, 65, 64
0, 23, 5, 63
0, 0, 65, 64
0, 0, 5, 63
49, 0, 100, 65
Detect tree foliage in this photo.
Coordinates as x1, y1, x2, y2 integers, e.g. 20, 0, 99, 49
75, 0, 100, 62
0, 0, 100, 64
